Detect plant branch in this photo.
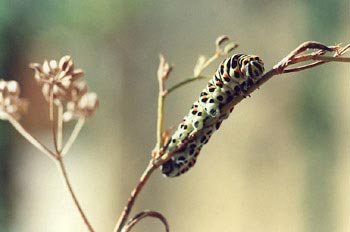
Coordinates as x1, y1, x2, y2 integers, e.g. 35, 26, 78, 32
61, 117, 85, 156
6, 113, 56, 160
56, 157, 95, 232
57, 103, 63, 152
123, 210, 169, 232
114, 160, 157, 232
156, 55, 173, 151
197, 53, 219, 73
156, 41, 350, 165
113, 40, 349, 232
166, 39, 236, 96
49, 87, 59, 154
166, 75, 208, 95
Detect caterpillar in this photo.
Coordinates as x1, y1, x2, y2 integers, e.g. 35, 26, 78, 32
161, 54, 265, 177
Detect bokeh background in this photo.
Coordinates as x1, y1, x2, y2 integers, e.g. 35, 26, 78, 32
0, 1, 349, 232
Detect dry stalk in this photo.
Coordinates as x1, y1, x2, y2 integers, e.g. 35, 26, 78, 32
1, 56, 98, 232
114, 41, 350, 232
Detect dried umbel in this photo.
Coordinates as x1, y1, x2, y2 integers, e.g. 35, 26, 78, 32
63, 92, 99, 122
29, 56, 84, 104
0, 79, 28, 120
30, 56, 99, 121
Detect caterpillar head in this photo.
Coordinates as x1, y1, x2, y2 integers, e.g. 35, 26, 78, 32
242, 56, 264, 79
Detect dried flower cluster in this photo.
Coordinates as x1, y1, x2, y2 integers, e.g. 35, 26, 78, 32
30, 56, 99, 121
0, 79, 28, 120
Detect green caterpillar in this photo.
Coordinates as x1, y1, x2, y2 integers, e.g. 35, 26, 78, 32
161, 54, 265, 177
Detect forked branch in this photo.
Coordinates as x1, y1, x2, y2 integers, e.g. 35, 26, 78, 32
114, 40, 350, 232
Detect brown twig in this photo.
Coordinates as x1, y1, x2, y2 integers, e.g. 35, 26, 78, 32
166, 75, 209, 95
156, 54, 173, 151
61, 117, 85, 156
114, 41, 350, 232
49, 86, 59, 155
114, 161, 157, 232
56, 157, 95, 232
123, 210, 170, 232
156, 42, 350, 166
5, 112, 56, 160
57, 103, 63, 151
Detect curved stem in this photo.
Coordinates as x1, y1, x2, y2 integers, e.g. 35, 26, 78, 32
56, 157, 95, 232
123, 210, 169, 232
6, 113, 56, 159
61, 117, 85, 156
114, 161, 157, 232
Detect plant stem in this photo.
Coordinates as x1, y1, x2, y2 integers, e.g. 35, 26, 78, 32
166, 75, 208, 95
61, 117, 85, 156
114, 161, 157, 232
57, 103, 63, 151
313, 56, 350, 62
123, 210, 169, 232
200, 53, 219, 71
156, 93, 164, 151
49, 88, 59, 154
57, 157, 95, 232
6, 113, 56, 159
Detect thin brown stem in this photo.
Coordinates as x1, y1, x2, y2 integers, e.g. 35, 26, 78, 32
199, 53, 219, 72
166, 75, 208, 95
158, 41, 350, 165
156, 55, 173, 150
113, 41, 350, 232
49, 87, 59, 154
283, 61, 325, 73
61, 117, 85, 156
114, 161, 157, 232
314, 56, 350, 62
156, 93, 165, 150
167, 51, 226, 96
57, 157, 95, 232
57, 103, 63, 152
123, 210, 169, 232
6, 113, 56, 160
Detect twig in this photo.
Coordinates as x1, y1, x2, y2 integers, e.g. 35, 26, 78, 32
166, 75, 208, 95
57, 103, 63, 152
49, 87, 59, 154
5, 112, 56, 160
157, 42, 350, 165
314, 56, 350, 62
156, 55, 173, 150
123, 210, 169, 232
114, 161, 157, 232
114, 41, 350, 232
166, 43, 234, 96
56, 157, 95, 232
197, 53, 219, 74
61, 117, 85, 156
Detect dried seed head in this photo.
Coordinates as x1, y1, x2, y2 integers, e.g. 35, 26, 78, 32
29, 56, 98, 122
0, 79, 28, 120
63, 92, 99, 122
29, 55, 85, 104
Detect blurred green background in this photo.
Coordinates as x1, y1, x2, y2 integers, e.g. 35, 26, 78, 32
0, 1, 348, 232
